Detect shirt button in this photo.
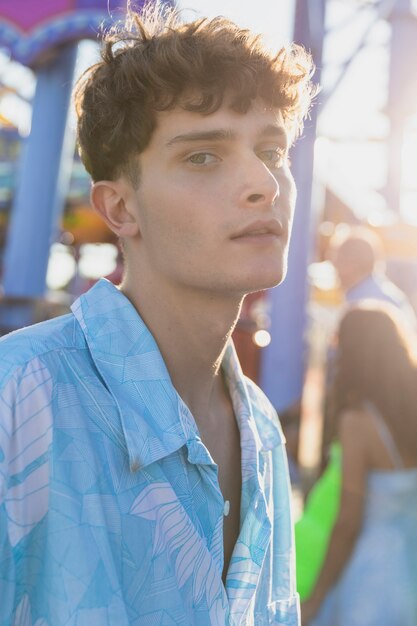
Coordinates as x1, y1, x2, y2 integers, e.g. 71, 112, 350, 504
223, 500, 230, 517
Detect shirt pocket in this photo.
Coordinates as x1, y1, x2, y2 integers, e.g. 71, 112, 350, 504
267, 594, 301, 625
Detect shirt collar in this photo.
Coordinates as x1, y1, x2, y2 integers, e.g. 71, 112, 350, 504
71, 279, 190, 471
71, 279, 282, 472
346, 274, 376, 302
222, 341, 284, 452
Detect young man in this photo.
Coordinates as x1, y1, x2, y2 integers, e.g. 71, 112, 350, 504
0, 4, 315, 624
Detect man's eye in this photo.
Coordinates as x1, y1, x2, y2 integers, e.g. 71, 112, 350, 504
258, 149, 287, 168
187, 152, 218, 165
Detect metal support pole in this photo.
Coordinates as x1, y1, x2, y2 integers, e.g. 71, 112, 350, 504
259, 0, 325, 412
0, 44, 77, 330
385, 0, 417, 214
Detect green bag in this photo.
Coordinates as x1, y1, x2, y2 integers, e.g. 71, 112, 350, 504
295, 442, 341, 601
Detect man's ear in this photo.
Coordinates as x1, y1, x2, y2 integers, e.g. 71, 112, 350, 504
90, 180, 140, 238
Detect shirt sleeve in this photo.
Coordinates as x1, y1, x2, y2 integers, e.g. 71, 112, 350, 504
0, 370, 18, 624
0, 357, 54, 625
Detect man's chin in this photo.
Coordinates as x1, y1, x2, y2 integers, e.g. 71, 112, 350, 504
242, 268, 287, 295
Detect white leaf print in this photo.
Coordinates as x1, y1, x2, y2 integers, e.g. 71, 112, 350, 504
191, 545, 207, 604
13, 595, 31, 626
13, 595, 49, 626
130, 482, 224, 611
175, 532, 201, 587
209, 597, 229, 626
154, 503, 189, 556
130, 483, 175, 519
205, 558, 221, 607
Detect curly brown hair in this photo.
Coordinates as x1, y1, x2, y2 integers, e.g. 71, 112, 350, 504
333, 301, 417, 456
74, 1, 317, 183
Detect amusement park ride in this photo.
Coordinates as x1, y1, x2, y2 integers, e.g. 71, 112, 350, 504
0, 0, 416, 414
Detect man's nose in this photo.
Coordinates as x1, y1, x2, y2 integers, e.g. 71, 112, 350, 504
239, 157, 280, 209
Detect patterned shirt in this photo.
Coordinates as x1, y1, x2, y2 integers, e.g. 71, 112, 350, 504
0, 279, 300, 625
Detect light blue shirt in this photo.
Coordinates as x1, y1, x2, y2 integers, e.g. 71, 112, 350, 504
346, 274, 416, 324
0, 279, 299, 625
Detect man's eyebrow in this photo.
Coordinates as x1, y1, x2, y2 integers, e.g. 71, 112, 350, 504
259, 124, 288, 141
166, 129, 235, 146
165, 123, 288, 147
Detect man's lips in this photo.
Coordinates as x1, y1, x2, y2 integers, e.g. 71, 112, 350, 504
231, 218, 284, 240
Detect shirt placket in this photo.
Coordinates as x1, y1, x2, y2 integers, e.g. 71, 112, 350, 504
179, 400, 231, 624
226, 409, 272, 625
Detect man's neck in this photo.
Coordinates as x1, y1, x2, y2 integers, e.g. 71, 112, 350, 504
121, 272, 244, 424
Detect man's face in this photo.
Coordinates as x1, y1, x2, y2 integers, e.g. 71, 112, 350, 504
125, 99, 297, 298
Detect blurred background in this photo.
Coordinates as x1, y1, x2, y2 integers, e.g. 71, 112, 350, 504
1, 0, 417, 490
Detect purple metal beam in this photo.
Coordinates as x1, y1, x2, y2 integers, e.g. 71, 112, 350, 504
385, 0, 417, 214
0, 45, 78, 330
259, 0, 326, 412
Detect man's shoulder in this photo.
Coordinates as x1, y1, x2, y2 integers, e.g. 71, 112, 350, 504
380, 275, 413, 307
0, 312, 83, 387
366, 273, 409, 306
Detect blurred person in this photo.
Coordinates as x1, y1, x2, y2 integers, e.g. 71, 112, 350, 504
330, 225, 416, 323
320, 225, 416, 464
0, 3, 317, 625
302, 302, 417, 626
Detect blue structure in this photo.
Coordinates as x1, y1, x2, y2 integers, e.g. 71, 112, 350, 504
260, 0, 326, 412
0, 1, 152, 330
386, 0, 417, 214
2, 45, 77, 301
260, 0, 417, 413
0, 1, 126, 67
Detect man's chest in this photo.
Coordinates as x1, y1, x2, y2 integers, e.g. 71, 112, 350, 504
18, 385, 284, 624
196, 408, 242, 579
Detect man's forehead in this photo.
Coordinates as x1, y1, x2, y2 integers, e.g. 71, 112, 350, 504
155, 101, 289, 144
